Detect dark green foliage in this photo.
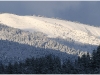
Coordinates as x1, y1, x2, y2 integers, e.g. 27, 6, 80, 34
6, 63, 13, 74
0, 62, 5, 74
0, 45, 100, 74
62, 59, 76, 74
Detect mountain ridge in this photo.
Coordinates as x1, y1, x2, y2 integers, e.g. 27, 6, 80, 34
0, 13, 100, 45
0, 13, 100, 63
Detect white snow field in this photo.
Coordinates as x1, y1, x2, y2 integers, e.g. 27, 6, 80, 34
0, 13, 100, 54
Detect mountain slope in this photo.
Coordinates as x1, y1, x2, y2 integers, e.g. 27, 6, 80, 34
0, 13, 100, 61
0, 39, 76, 64
0, 13, 100, 45
0, 23, 85, 64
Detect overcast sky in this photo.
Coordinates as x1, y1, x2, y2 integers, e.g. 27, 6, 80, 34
0, 1, 100, 26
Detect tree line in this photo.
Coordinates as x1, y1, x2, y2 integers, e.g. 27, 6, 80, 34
0, 46, 100, 74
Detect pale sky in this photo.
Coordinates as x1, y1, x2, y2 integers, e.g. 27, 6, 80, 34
0, 1, 100, 26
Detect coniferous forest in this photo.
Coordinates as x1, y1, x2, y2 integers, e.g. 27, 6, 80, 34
0, 46, 100, 74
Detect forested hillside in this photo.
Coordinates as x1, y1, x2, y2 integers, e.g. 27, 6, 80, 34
0, 23, 83, 64
0, 46, 100, 74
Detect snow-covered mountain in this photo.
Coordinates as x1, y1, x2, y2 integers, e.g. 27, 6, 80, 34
0, 13, 100, 63
0, 24, 79, 64
0, 13, 100, 45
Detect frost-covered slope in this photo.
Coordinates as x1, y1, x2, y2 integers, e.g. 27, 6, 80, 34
0, 13, 100, 53
0, 24, 82, 64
